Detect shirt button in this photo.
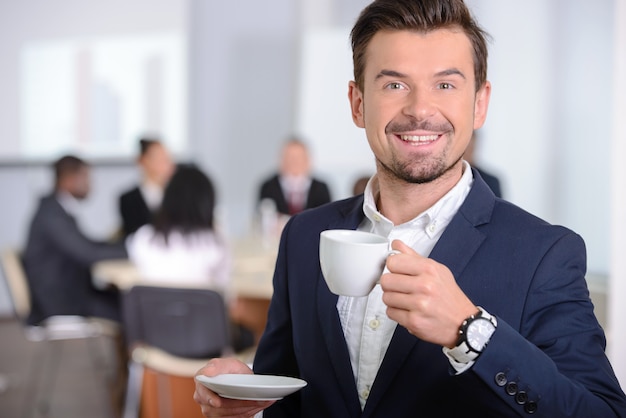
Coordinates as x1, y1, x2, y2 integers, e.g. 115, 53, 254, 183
369, 319, 380, 329
495, 372, 507, 387
361, 389, 370, 399
374, 214, 381, 222
428, 224, 436, 233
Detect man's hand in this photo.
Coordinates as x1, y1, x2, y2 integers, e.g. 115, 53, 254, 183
380, 240, 478, 348
194, 357, 275, 417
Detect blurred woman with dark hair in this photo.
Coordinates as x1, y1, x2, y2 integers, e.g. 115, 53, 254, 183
126, 164, 230, 292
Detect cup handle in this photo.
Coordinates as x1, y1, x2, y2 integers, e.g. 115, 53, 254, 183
375, 250, 402, 286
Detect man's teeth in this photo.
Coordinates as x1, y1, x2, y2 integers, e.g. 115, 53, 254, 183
399, 134, 439, 143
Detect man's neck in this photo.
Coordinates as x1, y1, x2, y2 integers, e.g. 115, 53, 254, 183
376, 162, 465, 225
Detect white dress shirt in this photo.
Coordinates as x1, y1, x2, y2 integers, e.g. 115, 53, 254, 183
126, 225, 231, 295
338, 161, 474, 409
139, 181, 164, 211
56, 191, 81, 217
279, 175, 311, 212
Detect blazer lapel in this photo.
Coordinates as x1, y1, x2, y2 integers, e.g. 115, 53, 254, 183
429, 171, 493, 282
363, 173, 494, 415
315, 197, 366, 417
317, 282, 362, 416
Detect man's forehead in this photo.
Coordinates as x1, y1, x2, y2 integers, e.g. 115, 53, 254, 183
364, 28, 474, 72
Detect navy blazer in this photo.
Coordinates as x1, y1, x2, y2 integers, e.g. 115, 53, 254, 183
254, 171, 626, 417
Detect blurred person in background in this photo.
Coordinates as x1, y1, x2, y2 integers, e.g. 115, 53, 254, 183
119, 137, 175, 236
126, 164, 229, 290
258, 138, 332, 216
352, 174, 371, 196
126, 164, 254, 350
23, 155, 127, 325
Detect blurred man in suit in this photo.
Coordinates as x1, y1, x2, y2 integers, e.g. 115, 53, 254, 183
23, 155, 127, 325
258, 138, 331, 216
119, 137, 175, 236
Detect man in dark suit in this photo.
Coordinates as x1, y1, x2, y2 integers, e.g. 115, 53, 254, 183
258, 138, 331, 216
194, 1, 626, 416
23, 155, 128, 325
119, 137, 174, 236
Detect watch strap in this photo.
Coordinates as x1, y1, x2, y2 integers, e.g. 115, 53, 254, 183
444, 307, 497, 364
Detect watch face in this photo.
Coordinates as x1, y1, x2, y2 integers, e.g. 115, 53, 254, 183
467, 318, 496, 352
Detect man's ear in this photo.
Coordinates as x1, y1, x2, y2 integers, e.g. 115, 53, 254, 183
348, 81, 365, 128
473, 81, 491, 130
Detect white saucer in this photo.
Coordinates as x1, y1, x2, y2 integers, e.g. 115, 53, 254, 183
195, 374, 307, 401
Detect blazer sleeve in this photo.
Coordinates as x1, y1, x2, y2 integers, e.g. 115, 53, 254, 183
40, 203, 127, 267
472, 231, 626, 417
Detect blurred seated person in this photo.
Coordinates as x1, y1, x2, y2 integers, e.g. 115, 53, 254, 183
127, 164, 254, 349
23, 155, 128, 325
126, 164, 230, 291
119, 137, 175, 236
465, 130, 503, 198
258, 138, 331, 216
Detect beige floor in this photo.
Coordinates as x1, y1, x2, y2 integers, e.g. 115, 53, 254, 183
0, 318, 121, 418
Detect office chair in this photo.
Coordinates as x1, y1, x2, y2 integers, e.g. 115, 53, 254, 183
121, 285, 232, 418
0, 248, 124, 417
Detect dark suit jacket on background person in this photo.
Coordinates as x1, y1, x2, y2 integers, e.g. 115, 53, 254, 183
119, 186, 152, 236
23, 195, 128, 325
259, 174, 331, 215
253, 171, 626, 417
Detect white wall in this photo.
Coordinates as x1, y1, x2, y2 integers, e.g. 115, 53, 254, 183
608, 0, 626, 387
187, 0, 300, 237
0, 0, 186, 159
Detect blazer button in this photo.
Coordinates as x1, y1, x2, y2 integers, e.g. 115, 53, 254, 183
505, 381, 518, 396
495, 372, 507, 387
524, 400, 538, 414
515, 391, 528, 405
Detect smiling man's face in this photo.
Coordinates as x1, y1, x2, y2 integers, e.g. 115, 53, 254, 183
349, 28, 490, 185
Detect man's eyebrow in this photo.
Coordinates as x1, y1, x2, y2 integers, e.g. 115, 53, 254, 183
435, 68, 466, 79
375, 69, 408, 80
374, 68, 467, 80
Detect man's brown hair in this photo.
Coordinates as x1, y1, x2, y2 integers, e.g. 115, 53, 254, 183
350, 0, 490, 92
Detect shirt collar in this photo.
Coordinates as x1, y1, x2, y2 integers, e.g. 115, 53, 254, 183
55, 191, 81, 217
362, 161, 474, 238
279, 174, 312, 192
140, 181, 164, 211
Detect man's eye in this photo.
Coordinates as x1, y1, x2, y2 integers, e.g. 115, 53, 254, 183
386, 82, 404, 90
438, 82, 453, 89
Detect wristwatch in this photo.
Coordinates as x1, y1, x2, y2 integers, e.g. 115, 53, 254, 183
446, 306, 497, 364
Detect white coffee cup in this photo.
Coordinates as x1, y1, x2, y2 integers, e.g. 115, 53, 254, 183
319, 229, 396, 297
